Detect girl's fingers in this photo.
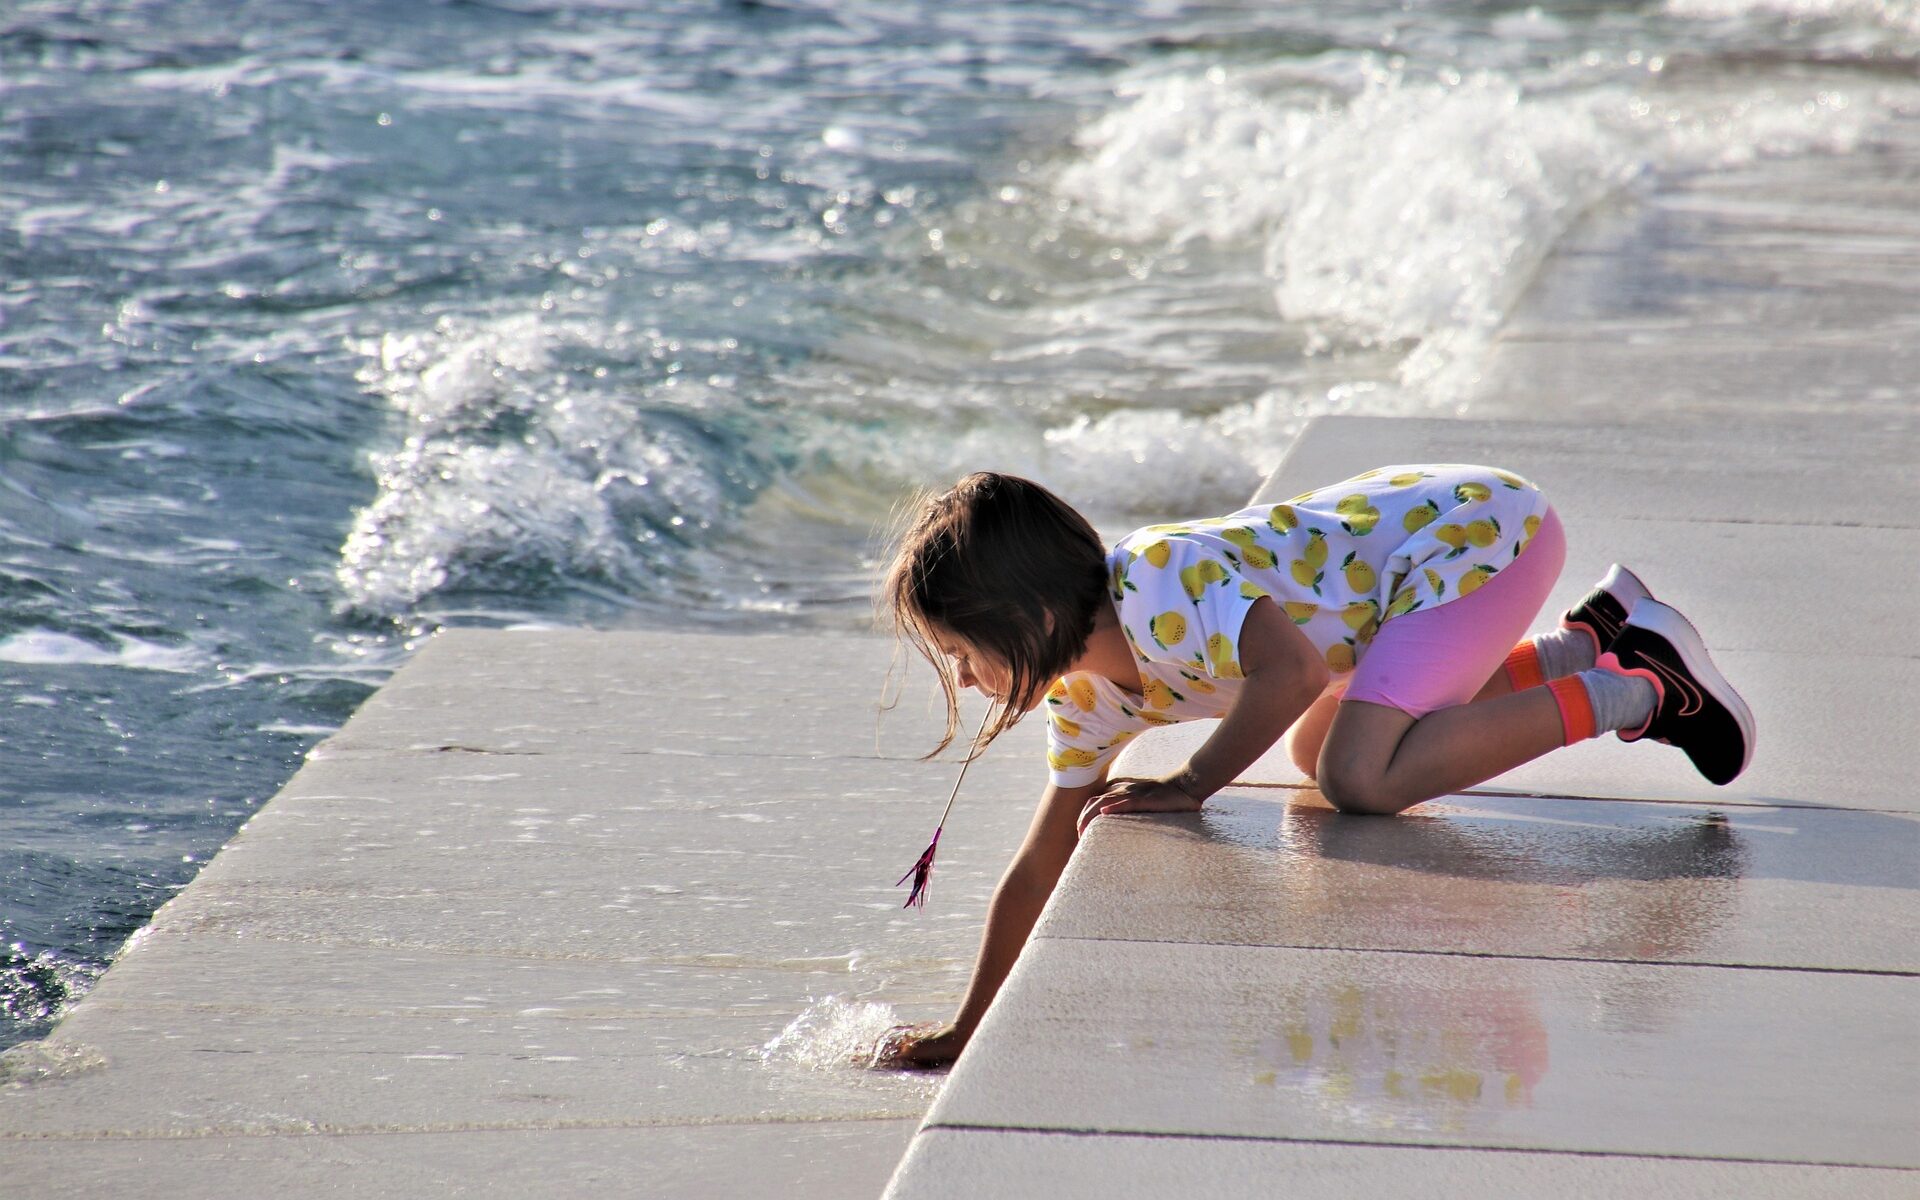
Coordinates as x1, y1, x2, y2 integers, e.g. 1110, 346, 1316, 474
1078, 780, 1194, 833
872, 1024, 937, 1067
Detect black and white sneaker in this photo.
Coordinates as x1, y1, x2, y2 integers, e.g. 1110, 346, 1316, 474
1600, 599, 1755, 786
1563, 563, 1654, 655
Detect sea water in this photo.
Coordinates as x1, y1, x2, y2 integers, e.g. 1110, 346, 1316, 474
2, 0, 1916, 1053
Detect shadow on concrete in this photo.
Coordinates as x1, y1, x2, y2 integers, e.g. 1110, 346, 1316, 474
1196, 792, 1920, 893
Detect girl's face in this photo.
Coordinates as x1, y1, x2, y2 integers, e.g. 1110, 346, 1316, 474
931, 626, 1028, 709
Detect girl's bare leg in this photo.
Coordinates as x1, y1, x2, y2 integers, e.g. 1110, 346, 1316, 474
1289, 662, 1519, 782
1285, 681, 1347, 779
1315, 689, 1566, 815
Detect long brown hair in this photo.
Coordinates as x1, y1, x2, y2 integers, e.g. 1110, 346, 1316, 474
881, 471, 1109, 759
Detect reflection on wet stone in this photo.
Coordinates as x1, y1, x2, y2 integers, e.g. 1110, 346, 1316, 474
1184, 803, 1752, 1136
1240, 974, 1549, 1138
1045, 788, 1919, 971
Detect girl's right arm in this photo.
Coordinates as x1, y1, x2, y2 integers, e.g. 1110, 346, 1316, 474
874, 776, 1105, 1068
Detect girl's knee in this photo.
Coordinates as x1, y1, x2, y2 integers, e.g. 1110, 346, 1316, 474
1315, 755, 1400, 815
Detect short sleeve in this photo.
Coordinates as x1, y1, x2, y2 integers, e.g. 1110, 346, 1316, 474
1118, 538, 1264, 680
1042, 676, 1144, 788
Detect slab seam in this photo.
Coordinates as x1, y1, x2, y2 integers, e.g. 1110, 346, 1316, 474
1030, 934, 1920, 978
914, 1122, 1920, 1173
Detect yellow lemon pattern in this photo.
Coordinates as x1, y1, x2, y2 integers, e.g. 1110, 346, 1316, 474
1048, 746, 1099, 772
1207, 632, 1243, 679
1342, 552, 1376, 594
1141, 678, 1184, 709
1334, 494, 1382, 536
1457, 564, 1497, 597
1149, 610, 1188, 649
1043, 463, 1549, 787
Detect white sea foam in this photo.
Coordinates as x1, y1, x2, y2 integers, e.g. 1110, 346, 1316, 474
1667, 0, 1920, 35
340, 316, 739, 617
1039, 386, 1399, 518
0, 630, 205, 673
1054, 61, 1884, 402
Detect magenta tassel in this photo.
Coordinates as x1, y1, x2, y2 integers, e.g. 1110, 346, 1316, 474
894, 716, 984, 912
896, 827, 941, 908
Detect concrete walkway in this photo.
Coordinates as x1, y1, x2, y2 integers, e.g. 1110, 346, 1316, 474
0, 631, 1042, 1198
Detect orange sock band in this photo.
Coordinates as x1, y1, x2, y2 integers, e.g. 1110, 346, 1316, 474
1504, 641, 1546, 692
1547, 676, 1596, 745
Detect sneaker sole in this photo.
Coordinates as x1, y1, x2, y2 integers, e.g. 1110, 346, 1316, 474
1621, 599, 1756, 784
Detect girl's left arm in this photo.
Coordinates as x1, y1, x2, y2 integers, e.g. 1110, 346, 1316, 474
1079, 597, 1327, 831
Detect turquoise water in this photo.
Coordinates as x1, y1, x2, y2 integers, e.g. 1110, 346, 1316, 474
3, 0, 1916, 1046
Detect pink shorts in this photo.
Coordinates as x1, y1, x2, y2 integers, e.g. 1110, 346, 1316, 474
1342, 507, 1568, 718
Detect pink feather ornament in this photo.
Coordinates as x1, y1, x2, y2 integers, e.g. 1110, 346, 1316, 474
895, 716, 985, 909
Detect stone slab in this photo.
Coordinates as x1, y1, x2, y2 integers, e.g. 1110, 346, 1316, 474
312, 629, 964, 762
155, 751, 1040, 968
1, 630, 1043, 1198
1473, 339, 1920, 422
886, 1129, 1920, 1200
1037, 793, 1919, 974
5, 1119, 917, 1200
3, 1005, 924, 1137
1249, 414, 1920, 526
62, 930, 904, 1023
1472, 124, 1920, 424
920, 936, 1917, 1168
1542, 518, 1912, 657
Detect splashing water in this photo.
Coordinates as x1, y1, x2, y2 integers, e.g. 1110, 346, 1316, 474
0, 946, 104, 1040
760, 996, 912, 1072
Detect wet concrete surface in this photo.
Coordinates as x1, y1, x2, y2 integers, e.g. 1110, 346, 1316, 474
0, 632, 1040, 1199
923, 934, 1912, 1166
1039, 792, 1918, 973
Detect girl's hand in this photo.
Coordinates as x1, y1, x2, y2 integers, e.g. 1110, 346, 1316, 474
1076, 775, 1203, 835
870, 1021, 970, 1070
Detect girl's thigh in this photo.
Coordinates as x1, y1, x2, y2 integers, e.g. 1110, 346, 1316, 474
1335, 506, 1568, 729
1285, 679, 1347, 778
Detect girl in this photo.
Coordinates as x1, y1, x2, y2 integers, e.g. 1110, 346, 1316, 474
871, 466, 1753, 1069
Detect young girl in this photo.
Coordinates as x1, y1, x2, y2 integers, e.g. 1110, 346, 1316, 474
871, 466, 1753, 1069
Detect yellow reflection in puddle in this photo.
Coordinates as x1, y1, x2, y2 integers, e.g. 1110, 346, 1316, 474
1248, 977, 1549, 1136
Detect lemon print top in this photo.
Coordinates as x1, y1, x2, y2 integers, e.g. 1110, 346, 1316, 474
1044, 464, 1551, 787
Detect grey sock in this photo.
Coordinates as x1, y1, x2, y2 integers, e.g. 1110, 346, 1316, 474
1532, 626, 1597, 679
1580, 668, 1658, 733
